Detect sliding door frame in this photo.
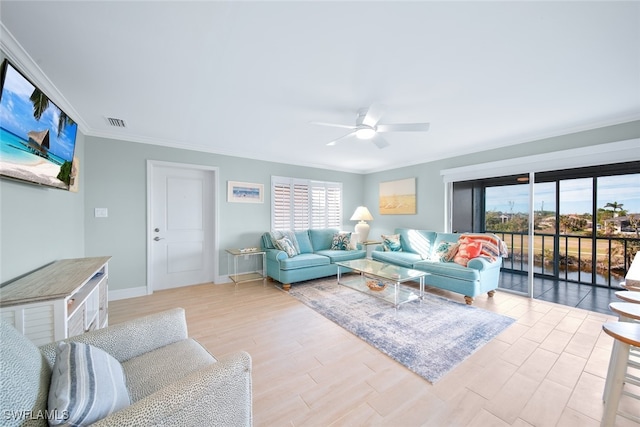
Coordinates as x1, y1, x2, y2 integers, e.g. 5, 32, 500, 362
441, 139, 640, 299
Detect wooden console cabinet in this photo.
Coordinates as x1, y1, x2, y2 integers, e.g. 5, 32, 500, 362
0, 256, 111, 346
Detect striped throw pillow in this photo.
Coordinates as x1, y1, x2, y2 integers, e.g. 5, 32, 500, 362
49, 342, 130, 426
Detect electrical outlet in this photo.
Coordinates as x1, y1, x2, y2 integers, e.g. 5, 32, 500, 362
94, 208, 108, 218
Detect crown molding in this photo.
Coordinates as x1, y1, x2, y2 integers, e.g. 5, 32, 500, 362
0, 23, 89, 134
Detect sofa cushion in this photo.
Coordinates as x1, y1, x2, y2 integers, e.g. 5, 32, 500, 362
0, 320, 51, 426
396, 229, 437, 258
295, 231, 314, 254
270, 230, 300, 253
381, 234, 403, 251
330, 232, 352, 250
49, 342, 130, 426
309, 228, 339, 251
372, 250, 422, 268
261, 233, 275, 249
315, 249, 367, 263
460, 233, 509, 260
414, 260, 481, 281
279, 253, 331, 270
430, 241, 459, 262
122, 338, 216, 403
276, 236, 298, 257
453, 237, 483, 266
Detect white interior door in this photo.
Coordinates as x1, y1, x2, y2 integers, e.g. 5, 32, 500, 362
148, 161, 216, 291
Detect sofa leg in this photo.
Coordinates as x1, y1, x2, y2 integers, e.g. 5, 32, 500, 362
488, 290, 496, 298
464, 296, 473, 305
283, 284, 291, 291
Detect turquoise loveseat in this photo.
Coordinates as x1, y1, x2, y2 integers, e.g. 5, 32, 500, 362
261, 228, 366, 290
371, 228, 507, 305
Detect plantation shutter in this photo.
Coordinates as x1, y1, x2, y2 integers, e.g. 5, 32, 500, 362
293, 182, 310, 230
326, 184, 342, 228
272, 181, 291, 230
271, 176, 342, 231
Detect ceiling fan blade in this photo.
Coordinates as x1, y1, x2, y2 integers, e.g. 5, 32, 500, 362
310, 121, 356, 130
376, 123, 430, 132
371, 134, 390, 149
362, 103, 386, 127
327, 131, 356, 146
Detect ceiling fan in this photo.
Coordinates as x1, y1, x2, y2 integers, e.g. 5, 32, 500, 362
310, 104, 430, 149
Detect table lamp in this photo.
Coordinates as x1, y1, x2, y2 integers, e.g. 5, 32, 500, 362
350, 206, 373, 242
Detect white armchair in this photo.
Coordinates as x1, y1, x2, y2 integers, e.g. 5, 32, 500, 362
1, 308, 252, 426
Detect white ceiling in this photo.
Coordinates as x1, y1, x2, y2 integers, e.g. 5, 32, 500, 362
1, 1, 639, 174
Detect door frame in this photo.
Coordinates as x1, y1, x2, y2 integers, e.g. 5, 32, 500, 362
146, 160, 219, 295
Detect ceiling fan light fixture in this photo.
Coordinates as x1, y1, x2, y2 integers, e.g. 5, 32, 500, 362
355, 127, 376, 139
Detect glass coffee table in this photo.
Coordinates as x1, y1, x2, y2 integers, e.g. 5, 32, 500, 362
335, 258, 429, 308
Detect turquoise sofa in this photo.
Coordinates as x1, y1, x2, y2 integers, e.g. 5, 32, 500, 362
261, 228, 366, 290
371, 228, 506, 304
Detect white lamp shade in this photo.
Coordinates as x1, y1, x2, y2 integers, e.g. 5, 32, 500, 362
350, 206, 373, 221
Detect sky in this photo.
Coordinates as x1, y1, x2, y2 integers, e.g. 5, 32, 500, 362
0, 63, 77, 161
486, 174, 640, 215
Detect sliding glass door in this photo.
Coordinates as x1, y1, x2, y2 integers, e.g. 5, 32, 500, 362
476, 163, 640, 297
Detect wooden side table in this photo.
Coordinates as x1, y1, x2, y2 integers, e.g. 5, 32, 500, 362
226, 248, 266, 285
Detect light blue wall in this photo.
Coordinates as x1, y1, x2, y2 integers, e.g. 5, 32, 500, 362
363, 121, 640, 242
83, 137, 365, 291
0, 131, 86, 283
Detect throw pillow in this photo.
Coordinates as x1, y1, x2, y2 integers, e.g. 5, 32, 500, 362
381, 234, 403, 252
49, 342, 130, 426
331, 232, 351, 250
270, 230, 300, 254
460, 233, 509, 260
430, 241, 459, 262
452, 238, 483, 267
276, 236, 298, 257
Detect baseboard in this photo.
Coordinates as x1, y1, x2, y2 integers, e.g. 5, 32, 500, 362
108, 286, 148, 301
214, 274, 232, 285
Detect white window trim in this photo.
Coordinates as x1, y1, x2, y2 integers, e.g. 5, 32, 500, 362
440, 139, 640, 183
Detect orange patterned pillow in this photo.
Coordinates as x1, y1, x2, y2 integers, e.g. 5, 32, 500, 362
452, 237, 483, 266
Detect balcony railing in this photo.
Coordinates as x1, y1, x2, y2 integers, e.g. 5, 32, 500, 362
489, 231, 640, 287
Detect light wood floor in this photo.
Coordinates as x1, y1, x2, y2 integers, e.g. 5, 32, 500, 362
109, 280, 640, 426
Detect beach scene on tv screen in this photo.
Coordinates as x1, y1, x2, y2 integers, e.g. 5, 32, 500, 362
0, 63, 77, 189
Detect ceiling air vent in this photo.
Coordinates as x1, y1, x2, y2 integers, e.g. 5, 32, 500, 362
106, 117, 126, 128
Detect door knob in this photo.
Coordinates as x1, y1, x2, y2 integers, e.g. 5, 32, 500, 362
154, 228, 160, 232
154, 237, 164, 241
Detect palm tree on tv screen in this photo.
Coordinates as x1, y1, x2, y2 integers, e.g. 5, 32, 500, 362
29, 87, 75, 136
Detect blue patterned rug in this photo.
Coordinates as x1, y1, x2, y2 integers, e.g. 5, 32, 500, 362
286, 277, 515, 383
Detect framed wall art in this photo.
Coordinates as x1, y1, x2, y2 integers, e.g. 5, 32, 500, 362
379, 177, 416, 215
227, 181, 264, 203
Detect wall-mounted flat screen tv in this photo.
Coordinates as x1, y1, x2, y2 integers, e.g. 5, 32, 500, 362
0, 59, 78, 190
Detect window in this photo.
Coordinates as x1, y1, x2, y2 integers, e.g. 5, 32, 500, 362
271, 176, 342, 231
477, 162, 640, 288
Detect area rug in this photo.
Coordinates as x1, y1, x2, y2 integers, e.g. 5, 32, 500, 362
285, 278, 515, 383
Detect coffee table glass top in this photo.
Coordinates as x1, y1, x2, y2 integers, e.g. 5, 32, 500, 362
335, 258, 428, 282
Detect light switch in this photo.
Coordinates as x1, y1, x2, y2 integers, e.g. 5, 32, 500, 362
95, 208, 108, 218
